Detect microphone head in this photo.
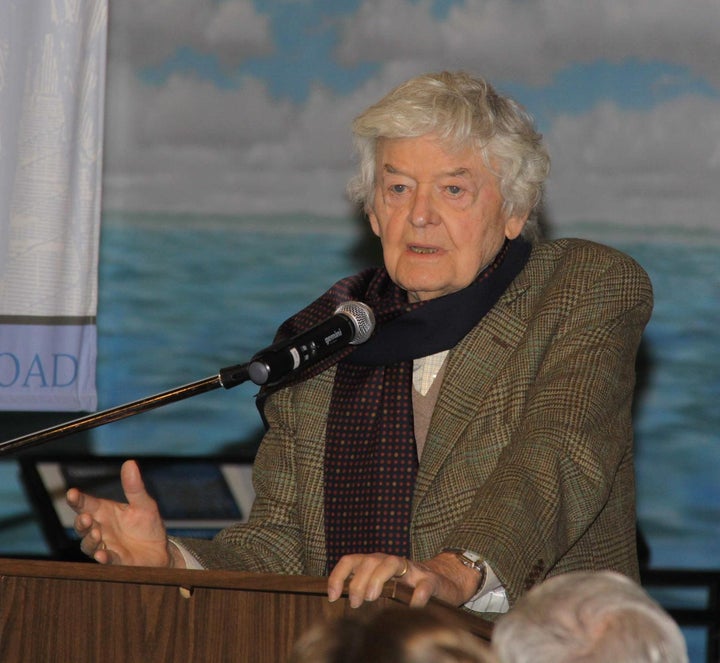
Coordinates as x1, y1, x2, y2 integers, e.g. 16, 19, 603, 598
335, 301, 375, 345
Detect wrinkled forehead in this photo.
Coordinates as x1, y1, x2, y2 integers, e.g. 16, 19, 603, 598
374, 133, 496, 175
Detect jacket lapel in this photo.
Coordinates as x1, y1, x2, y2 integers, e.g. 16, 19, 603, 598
412, 266, 533, 512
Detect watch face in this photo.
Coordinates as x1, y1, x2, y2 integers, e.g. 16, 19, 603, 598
443, 548, 483, 569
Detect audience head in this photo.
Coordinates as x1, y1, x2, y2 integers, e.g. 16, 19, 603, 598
347, 70, 550, 238
290, 606, 498, 663
491, 570, 688, 663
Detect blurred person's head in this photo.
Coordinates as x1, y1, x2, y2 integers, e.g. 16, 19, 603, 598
290, 606, 498, 663
492, 570, 688, 663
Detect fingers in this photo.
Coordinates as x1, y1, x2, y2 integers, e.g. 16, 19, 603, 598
64, 459, 171, 567
65, 459, 146, 516
120, 459, 153, 508
72, 511, 93, 537
327, 552, 470, 609
395, 557, 409, 578
77, 520, 111, 564
66, 460, 143, 565
70, 502, 112, 563
66, 485, 101, 516
408, 575, 435, 607
328, 553, 413, 608
326, 555, 353, 602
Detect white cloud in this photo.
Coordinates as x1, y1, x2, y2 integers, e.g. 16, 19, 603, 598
140, 75, 293, 147
104, 78, 720, 231
205, 1, 274, 67
108, 0, 272, 68
102, 68, 360, 215
339, 0, 720, 88
101, 0, 720, 231
335, 0, 445, 64
545, 95, 720, 229
101, 57, 451, 215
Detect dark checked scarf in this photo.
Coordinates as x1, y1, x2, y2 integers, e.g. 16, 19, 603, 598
258, 237, 532, 571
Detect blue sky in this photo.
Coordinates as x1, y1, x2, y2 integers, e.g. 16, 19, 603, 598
103, 0, 720, 231
144, 47, 716, 129
504, 60, 718, 129
137, 2, 377, 94
138, 1, 717, 118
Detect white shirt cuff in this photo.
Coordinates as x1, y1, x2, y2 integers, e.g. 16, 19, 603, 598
463, 564, 510, 613
169, 538, 205, 570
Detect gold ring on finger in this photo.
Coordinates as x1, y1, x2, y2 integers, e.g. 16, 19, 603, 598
395, 557, 409, 578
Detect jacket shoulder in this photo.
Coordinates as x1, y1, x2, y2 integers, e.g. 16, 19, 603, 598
525, 237, 652, 290
534, 236, 644, 265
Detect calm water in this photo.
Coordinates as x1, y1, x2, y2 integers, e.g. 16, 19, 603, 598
1, 212, 718, 659
91, 214, 720, 566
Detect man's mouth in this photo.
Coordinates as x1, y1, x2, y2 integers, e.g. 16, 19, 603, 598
409, 246, 438, 254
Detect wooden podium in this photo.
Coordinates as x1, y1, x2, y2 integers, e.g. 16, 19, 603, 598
0, 557, 493, 662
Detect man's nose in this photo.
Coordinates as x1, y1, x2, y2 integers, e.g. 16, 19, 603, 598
409, 189, 437, 227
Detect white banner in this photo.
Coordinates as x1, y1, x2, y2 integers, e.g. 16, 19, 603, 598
0, 0, 107, 411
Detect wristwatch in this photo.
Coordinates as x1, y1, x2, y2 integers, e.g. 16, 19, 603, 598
443, 548, 487, 596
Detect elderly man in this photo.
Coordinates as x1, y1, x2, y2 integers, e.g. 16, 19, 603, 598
67, 71, 653, 615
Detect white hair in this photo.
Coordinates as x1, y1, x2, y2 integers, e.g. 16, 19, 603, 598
347, 71, 550, 240
492, 571, 688, 663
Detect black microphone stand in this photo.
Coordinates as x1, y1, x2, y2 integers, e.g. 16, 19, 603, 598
0, 362, 252, 457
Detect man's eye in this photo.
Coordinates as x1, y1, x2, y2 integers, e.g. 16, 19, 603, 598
390, 184, 407, 194
446, 185, 462, 195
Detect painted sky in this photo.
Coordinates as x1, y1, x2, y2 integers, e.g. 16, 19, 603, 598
102, 0, 720, 231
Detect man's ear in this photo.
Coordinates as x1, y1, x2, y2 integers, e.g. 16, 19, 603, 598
367, 207, 381, 238
505, 213, 528, 240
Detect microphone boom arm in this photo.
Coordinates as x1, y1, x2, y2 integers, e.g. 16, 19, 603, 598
0, 363, 251, 457
0, 300, 374, 457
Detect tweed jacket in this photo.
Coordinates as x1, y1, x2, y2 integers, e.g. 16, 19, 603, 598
182, 238, 653, 607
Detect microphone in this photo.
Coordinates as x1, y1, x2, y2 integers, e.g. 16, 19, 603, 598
243, 301, 375, 386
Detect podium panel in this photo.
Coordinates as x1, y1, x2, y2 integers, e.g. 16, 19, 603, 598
0, 558, 492, 663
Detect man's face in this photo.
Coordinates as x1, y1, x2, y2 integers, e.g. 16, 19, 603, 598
368, 134, 527, 302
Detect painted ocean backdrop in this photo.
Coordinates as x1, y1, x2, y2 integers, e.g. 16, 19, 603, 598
0, 211, 718, 659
